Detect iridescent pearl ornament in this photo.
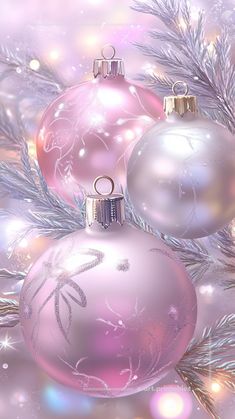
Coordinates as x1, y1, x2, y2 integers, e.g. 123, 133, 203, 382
20, 176, 197, 398
127, 81, 235, 239
36, 45, 164, 202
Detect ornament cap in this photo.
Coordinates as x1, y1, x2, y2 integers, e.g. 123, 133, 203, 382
164, 81, 197, 117
93, 45, 125, 78
86, 176, 125, 228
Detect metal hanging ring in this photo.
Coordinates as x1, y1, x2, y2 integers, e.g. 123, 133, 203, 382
93, 176, 115, 196
101, 44, 116, 60
172, 81, 189, 96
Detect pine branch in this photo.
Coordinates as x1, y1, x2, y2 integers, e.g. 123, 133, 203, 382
133, 0, 235, 132
0, 140, 85, 239
0, 44, 67, 95
0, 298, 19, 327
0, 269, 26, 282
176, 314, 235, 417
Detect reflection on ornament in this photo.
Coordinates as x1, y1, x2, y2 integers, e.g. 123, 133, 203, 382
150, 385, 192, 419
20, 177, 196, 397
36, 46, 164, 202
127, 81, 235, 239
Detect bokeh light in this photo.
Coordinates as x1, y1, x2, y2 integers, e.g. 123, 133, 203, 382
42, 384, 94, 415
150, 386, 192, 419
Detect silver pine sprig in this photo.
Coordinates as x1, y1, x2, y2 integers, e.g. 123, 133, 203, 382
0, 43, 67, 96
132, 0, 235, 132
0, 298, 19, 327
176, 314, 235, 418
0, 140, 85, 239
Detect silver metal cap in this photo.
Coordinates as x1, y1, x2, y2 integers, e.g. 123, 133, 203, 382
93, 45, 125, 79
86, 176, 125, 229
164, 81, 197, 117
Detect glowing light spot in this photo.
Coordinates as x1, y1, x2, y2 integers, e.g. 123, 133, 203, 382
49, 49, 60, 61
88, 0, 103, 4
199, 285, 214, 296
18, 238, 28, 248
158, 393, 184, 418
0, 333, 18, 351
211, 382, 221, 393
2, 363, 8, 369
207, 42, 215, 55
178, 18, 187, 31
28, 141, 37, 158
79, 148, 86, 158
29, 59, 40, 71
125, 129, 135, 141
7, 219, 25, 234
150, 386, 192, 419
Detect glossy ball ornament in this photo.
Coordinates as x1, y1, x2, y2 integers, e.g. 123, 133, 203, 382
19, 177, 197, 398
36, 46, 164, 203
127, 82, 235, 239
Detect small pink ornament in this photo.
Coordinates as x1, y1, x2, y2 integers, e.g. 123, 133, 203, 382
36, 45, 164, 202
20, 177, 197, 398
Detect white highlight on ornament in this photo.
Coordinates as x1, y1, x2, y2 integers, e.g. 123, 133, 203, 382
97, 88, 123, 107
158, 392, 184, 418
79, 148, 86, 158
91, 113, 105, 125
29, 59, 40, 71
129, 85, 136, 95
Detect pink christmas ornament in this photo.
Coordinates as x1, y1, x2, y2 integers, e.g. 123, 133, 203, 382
36, 45, 164, 202
19, 177, 197, 398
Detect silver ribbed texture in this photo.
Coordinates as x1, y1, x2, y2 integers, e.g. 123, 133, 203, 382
86, 193, 125, 228
93, 58, 125, 78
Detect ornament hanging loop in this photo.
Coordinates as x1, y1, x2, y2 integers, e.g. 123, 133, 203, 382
93, 175, 115, 196
172, 81, 189, 97
101, 45, 116, 60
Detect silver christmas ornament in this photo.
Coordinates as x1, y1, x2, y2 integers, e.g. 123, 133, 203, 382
127, 81, 235, 239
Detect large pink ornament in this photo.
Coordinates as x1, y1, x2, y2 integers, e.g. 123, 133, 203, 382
36, 46, 164, 202
19, 177, 197, 398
